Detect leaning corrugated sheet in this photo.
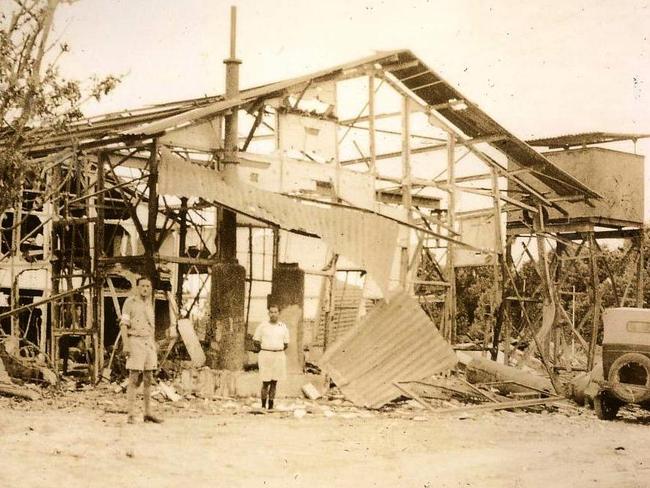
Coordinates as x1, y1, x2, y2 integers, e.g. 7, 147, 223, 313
157, 148, 399, 296
318, 292, 457, 409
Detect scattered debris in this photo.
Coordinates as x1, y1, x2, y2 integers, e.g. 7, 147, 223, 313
0, 337, 58, 386
462, 355, 553, 395
158, 382, 182, 402
431, 396, 567, 415
568, 363, 603, 407
0, 382, 41, 401
293, 408, 307, 418
0, 356, 10, 384
101, 331, 122, 382
301, 383, 321, 400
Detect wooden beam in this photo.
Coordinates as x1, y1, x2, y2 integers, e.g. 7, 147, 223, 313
156, 254, 220, 266
340, 134, 507, 166
445, 132, 457, 342
339, 110, 401, 125
638, 230, 645, 307
587, 232, 601, 371
368, 74, 377, 175
432, 396, 566, 414
0, 284, 93, 321
146, 139, 159, 280
176, 197, 188, 310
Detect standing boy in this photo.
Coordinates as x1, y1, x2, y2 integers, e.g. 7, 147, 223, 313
120, 276, 163, 424
253, 305, 289, 410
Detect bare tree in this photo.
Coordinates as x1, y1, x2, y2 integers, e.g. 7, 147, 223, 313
0, 0, 120, 213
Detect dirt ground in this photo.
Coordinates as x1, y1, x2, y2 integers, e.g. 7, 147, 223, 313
1, 386, 650, 488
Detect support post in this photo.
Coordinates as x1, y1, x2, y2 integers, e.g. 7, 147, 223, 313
146, 139, 159, 283
175, 197, 188, 311
637, 229, 645, 308
490, 167, 505, 360
587, 232, 601, 371
533, 206, 554, 361
399, 96, 412, 289
50, 162, 62, 370
209, 262, 246, 370
445, 132, 457, 342
208, 6, 245, 369
10, 197, 21, 337
322, 255, 338, 352
368, 74, 377, 176
93, 153, 106, 378
270, 263, 305, 372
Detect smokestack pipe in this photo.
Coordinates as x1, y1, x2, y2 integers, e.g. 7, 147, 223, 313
223, 5, 241, 165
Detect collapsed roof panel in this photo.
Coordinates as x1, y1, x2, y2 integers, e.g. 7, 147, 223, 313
318, 292, 457, 409
157, 148, 400, 295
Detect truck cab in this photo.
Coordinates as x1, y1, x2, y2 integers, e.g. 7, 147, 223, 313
595, 308, 650, 419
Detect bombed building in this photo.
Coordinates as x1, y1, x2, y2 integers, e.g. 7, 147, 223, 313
1, 43, 647, 407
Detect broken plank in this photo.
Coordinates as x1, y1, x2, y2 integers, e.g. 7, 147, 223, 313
432, 396, 566, 415
0, 383, 41, 401
393, 382, 438, 413
178, 318, 206, 367
158, 382, 182, 402
457, 377, 499, 403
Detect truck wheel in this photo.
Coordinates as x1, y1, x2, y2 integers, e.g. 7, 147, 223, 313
608, 353, 650, 403
594, 394, 620, 420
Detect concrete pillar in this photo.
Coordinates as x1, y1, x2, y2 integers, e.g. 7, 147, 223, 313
209, 262, 246, 370
270, 262, 305, 373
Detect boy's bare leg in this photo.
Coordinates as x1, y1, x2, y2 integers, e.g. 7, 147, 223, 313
143, 371, 163, 423
261, 381, 269, 408
126, 371, 140, 423
143, 371, 152, 417
268, 380, 277, 410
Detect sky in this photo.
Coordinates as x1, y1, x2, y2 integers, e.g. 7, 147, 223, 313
44, 0, 649, 145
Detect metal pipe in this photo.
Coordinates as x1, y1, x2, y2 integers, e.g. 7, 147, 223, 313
223, 5, 242, 165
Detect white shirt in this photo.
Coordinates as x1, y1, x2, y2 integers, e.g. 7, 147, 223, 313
253, 321, 289, 351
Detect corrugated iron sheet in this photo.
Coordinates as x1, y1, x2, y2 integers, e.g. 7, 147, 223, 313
123, 50, 405, 136
318, 292, 457, 409
316, 280, 363, 347
135, 49, 598, 200
15, 96, 224, 154
12, 48, 600, 202
158, 149, 399, 296
527, 132, 650, 148
382, 51, 599, 199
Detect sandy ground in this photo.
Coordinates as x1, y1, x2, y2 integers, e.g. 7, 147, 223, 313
1, 387, 650, 488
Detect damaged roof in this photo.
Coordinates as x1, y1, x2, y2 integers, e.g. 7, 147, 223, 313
12, 49, 600, 200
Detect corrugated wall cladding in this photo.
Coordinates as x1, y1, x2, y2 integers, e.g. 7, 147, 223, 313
316, 281, 363, 347
318, 292, 457, 409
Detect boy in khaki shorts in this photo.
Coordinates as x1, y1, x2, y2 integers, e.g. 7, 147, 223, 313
120, 276, 163, 424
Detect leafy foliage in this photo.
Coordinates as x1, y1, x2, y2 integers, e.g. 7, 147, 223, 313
448, 236, 650, 344
0, 0, 120, 213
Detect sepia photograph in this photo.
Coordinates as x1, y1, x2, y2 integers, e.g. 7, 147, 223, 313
1, 1, 649, 486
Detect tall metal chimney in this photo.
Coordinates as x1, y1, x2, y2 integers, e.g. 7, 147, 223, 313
223, 5, 241, 165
